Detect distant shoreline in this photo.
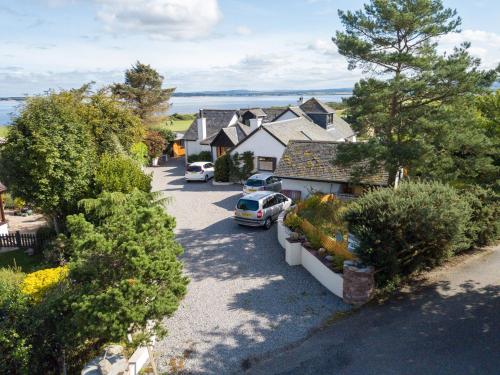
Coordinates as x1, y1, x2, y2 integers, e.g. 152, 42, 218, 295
0, 88, 352, 101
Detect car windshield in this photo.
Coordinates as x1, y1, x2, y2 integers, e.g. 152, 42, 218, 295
237, 199, 259, 211
245, 179, 264, 187
187, 165, 202, 172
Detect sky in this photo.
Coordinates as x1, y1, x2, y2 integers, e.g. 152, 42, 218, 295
0, 0, 499, 96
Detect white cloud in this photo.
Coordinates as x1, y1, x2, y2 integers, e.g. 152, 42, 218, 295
439, 29, 500, 69
307, 38, 337, 56
236, 26, 252, 36
96, 0, 222, 40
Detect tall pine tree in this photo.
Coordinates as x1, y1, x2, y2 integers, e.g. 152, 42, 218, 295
332, 0, 497, 183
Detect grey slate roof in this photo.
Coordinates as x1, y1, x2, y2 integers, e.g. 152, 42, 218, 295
207, 122, 252, 146
263, 117, 336, 145
327, 116, 356, 140
299, 97, 335, 114
183, 109, 237, 141
238, 107, 286, 123
274, 140, 389, 186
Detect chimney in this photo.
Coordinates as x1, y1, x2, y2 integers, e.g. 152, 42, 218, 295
249, 117, 262, 132
197, 109, 207, 141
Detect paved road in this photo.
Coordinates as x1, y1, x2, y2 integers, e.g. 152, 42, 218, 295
149, 159, 348, 374
247, 247, 500, 375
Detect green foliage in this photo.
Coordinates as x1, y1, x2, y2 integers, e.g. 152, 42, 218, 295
284, 212, 303, 231
187, 151, 212, 163
333, 0, 497, 181
80, 90, 144, 156
299, 195, 348, 237
170, 113, 195, 121
130, 142, 149, 166
345, 181, 471, 286
307, 231, 323, 250
66, 190, 188, 343
0, 270, 31, 375
228, 152, 255, 182
111, 61, 175, 123
460, 186, 500, 247
95, 154, 151, 194
0, 91, 96, 228
214, 153, 232, 182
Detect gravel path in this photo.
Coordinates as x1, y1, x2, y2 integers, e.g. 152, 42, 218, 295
149, 159, 348, 374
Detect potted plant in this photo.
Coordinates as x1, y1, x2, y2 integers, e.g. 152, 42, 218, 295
144, 130, 166, 166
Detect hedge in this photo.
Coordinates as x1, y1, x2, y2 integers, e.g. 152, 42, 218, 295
345, 181, 472, 286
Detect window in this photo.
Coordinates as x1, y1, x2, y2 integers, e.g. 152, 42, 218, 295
204, 163, 213, 169
237, 199, 259, 211
187, 165, 202, 172
276, 194, 286, 203
258, 157, 276, 171
264, 196, 277, 208
245, 179, 264, 187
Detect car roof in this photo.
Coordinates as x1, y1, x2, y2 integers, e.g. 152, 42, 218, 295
239, 191, 276, 200
189, 161, 211, 166
248, 173, 274, 180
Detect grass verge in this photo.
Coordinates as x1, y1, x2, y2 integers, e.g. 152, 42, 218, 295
0, 249, 44, 273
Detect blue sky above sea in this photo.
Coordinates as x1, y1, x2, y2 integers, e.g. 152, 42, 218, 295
0, 0, 499, 97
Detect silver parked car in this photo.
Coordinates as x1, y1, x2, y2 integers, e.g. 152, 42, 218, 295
234, 191, 292, 229
242, 173, 282, 195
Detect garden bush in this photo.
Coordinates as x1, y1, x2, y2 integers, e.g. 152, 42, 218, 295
21, 266, 68, 303
214, 154, 232, 182
187, 151, 212, 163
344, 181, 472, 286
95, 154, 152, 194
284, 212, 302, 231
461, 186, 499, 247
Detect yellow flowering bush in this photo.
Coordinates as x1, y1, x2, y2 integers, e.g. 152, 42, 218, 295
21, 266, 68, 302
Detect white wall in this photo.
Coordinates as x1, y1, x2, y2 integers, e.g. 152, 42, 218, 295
185, 140, 211, 157
230, 128, 285, 171
281, 178, 342, 198
0, 223, 8, 236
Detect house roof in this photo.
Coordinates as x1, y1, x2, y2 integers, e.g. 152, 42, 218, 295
263, 117, 336, 145
183, 109, 237, 141
240, 108, 267, 117
238, 107, 286, 123
274, 140, 389, 186
0, 182, 6, 193
299, 97, 335, 114
208, 122, 252, 147
327, 116, 356, 141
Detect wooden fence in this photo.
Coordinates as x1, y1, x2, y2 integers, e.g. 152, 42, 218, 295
0, 231, 50, 251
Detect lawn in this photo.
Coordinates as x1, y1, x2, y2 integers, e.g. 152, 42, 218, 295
167, 119, 193, 133
0, 249, 44, 273
0, 126, 10, 137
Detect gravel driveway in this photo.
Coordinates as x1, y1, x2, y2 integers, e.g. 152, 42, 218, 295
149, 158, 348, 374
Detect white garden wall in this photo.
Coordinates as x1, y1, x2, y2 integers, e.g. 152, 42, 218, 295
277, 215, 344, 299
0, 223, 8, 235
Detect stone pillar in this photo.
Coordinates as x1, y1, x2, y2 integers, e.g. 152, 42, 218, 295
343, 261, 375, 305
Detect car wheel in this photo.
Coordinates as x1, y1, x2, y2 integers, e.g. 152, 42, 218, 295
264, 217, 272, 230
204, 174, 209, 182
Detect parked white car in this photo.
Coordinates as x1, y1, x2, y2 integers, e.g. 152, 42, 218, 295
185, 162, 215, 182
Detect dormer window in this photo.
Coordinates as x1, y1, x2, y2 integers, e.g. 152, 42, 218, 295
328, 113, 334, 125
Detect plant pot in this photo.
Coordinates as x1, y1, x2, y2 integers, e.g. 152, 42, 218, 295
151, 157, 159, 166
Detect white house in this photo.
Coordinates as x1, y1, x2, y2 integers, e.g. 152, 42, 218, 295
228, 116, 335, 173
274, 140, 389, 199
182, 97, 357, 163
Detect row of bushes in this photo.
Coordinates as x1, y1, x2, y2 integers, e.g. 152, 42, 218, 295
345, 181, 499, 286
214, 152, 254, 182
187, 151, 212, 163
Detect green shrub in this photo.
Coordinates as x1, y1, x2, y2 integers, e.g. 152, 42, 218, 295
214, 154, 232, 182
308, 231, 323, 250
461, 186, 500, 247
284, 212, 303, 231
130, 142, 149, 166
95, 154, 152, 194
345, 181, 471, 286
187, 151, 212, 163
